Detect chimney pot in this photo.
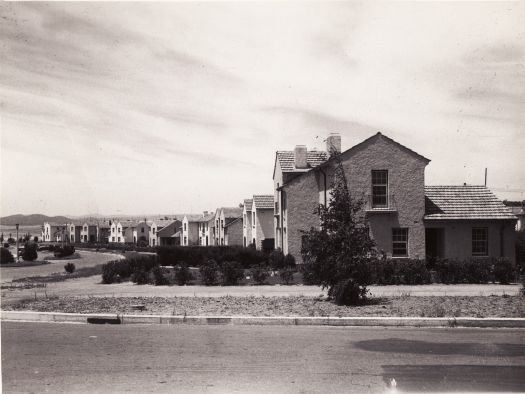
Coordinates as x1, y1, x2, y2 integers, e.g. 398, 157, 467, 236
326, 133, 341, 156
294, 145, 308, 169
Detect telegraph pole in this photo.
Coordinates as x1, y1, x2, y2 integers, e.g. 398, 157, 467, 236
15, 223, 19, 263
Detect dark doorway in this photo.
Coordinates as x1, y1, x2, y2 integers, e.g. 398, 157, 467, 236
425, 228, 444, 263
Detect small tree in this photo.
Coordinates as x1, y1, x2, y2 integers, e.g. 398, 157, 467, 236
174, 263, 194, 285
199, 259, 219, 286
220, 261, 244, 286
1, 247, 15, 264
300, 155, 375, 305
269, 249, 285, 270
22, 241, 38, 262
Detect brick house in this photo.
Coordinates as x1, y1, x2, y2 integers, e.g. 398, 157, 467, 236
197, 212, 215, 246
274, 132, 517, 264
149, 219, 174, 246
156, 220, 182, 246
135, 220, 151, 246
214, 207, 243, 246
248, 195, 275, 250
424, 186, 517, 263
181, 215, 203, 246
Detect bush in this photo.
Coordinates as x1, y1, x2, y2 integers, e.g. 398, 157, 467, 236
152, 266, 168, 286
22, 241, 38, 261
493, 258, 514, 284
174, 264, 194, 285
131, 269, 150, 285
330, 278, 368, 306
268, 249, 285, 270
284, 254, 296, 268
250, 264, 269, 285
199, 259, 219, 286
7, 238, 15, 245
3, 243, 9, 248
64, 262, 76, 274
220, 261, 244, 286
1, 247, 15, 264
101, 255, 158, 284
279, 267, 295, 285
54, 245, 75, 258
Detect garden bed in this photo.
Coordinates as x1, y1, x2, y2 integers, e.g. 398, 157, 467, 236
5, 295, 524, 318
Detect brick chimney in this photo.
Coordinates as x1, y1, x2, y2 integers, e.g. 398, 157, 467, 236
326, 133, 341, 156
294, 145, 308, 169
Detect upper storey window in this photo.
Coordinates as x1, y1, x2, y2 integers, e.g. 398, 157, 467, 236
372, 170, 388, 208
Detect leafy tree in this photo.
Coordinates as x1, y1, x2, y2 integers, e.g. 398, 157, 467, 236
1, 247, 15, 264
64, 262, 76, 274
300, 155, 375, 305
22, 241, 38, 262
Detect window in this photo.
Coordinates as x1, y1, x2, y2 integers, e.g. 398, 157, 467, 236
141, 228, 144, 233
117, 237, 121, 242
118, 227, 121, 233
392, 228, 408, 257
183, 236, 187, 245
152, 239, 156, 246
372, 170, 388, 208
184, 223, 187, 231
112, 236, 115, 242
252, 212, 255, 227
153, 228, 156, 234
472, 228, 488, 256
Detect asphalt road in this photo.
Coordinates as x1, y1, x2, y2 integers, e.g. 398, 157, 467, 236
2, 322, 524, 393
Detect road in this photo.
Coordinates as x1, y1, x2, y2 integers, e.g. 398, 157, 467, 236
2, 322, 524, 393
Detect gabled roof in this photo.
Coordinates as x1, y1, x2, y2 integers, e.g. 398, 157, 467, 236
221, 207, 243, 219
152, 219, 175, 228
424, 185, 517, 220
157, 220, 181, 237
243, 199, 253, 211
275, 150, 328, 173
253, 195, 274, 209
119, 220, 138, 228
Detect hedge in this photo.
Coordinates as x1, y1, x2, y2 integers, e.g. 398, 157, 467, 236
157, 246, 269, 268
101, 255, 158, 284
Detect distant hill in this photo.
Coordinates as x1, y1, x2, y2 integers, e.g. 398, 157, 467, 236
0, 214, 72, 226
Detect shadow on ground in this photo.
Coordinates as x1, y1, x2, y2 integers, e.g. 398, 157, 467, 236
381, 365, 525, 392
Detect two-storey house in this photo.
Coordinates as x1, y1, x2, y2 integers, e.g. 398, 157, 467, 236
242, 199, 253, 247
214, 207, 243, 246
243, 195, 274, 250
197, 212, 215, 246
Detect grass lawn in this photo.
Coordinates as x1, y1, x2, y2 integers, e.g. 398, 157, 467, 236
5, 294, 524, 318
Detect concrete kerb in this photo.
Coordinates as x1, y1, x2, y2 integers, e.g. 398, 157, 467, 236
2, 311, 525, 328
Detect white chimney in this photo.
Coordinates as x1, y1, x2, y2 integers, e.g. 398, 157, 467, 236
294, 145, 308, 169
326, 133, 341, 156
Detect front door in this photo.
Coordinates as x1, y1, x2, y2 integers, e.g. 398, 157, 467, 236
425, 228, 444, 263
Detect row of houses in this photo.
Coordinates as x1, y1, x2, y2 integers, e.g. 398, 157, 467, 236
44, 131, 519, 263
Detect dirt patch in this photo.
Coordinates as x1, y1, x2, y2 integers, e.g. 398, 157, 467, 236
4, 295, 524, 318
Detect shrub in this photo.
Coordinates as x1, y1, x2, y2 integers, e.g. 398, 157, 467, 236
300, 264, 319, 285
283, 254, 296, 268
199, 259, 219, 286
101, 255, 158, 284
152, 266, 168, 286
7, 238, 15, 245
131, 269, 150, 285
279, 267, 295, 285
250, 264, 269, 285
268, 249, 285, 270
54, 245, 75, 258
22, 241, 38, 261
64, 262, 76, 274
220, 261, 244, 286
493, 258, 514, 284
174, 264, 194, 285
3, 243, 9, 248
1, 247, 15, 264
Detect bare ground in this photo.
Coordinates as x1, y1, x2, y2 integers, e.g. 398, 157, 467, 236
4, 294, 524, 318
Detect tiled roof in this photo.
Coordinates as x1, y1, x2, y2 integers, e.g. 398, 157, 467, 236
119, 220, 138, 228
185, 214, 206, 222
276, 150, 328, 173
510, 206, 525, 215
424, 186, 517, 220
157, 220, 179, 237
244, 199, 253, 211
253, 195, 274, 209
197, 213, 215, 223
222, 207, 243, 219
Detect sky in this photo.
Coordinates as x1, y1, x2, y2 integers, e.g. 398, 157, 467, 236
1, 1, 524, 217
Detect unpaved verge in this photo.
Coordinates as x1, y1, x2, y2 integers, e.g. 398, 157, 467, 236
5, 295, 524, 318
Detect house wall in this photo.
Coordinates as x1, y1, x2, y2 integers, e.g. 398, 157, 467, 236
425, 220, 516, 264
255, 208, 274, 249
136, 222, 150, 245
225, 220, 243, 246
273, 161, 283, 250
243, 206, 252, 247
